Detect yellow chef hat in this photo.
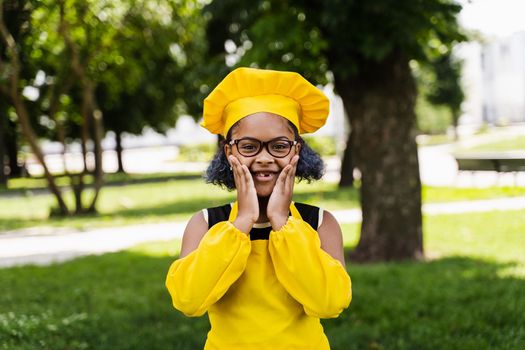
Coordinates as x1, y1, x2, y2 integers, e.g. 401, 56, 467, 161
201, 67, 329, 137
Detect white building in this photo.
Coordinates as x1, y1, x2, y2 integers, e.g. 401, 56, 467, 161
459, 31, 525, 126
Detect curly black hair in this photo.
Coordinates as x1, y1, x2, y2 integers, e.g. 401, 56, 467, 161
205, 121, 325, 190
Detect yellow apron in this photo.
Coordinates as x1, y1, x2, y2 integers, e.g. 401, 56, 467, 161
166, 202, 351, 349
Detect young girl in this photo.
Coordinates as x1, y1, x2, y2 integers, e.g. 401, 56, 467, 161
166, 67, 352, 350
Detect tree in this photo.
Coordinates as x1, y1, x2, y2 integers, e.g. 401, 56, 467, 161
95, 1, 205, 173
1, 0, 70, 213
1, 0, 204, 214
0, 0, 38, 184
203, 0, 466, 261
425, 52, 464, 139
0, 103, 5, 186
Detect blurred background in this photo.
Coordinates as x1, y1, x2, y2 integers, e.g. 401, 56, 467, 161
1, 0, 524, 349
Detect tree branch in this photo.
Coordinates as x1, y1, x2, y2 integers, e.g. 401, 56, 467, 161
58, 0, 85, 79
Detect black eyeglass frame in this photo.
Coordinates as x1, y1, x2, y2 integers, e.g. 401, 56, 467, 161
228, 137, 299, 158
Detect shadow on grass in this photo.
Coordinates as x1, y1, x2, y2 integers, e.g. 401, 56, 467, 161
0, 172, 204, 197
0, 194, 235, 232
1, 252, 524, 350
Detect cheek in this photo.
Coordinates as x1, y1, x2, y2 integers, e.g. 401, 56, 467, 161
276, 157, 293, 169
235, 154, 254, 168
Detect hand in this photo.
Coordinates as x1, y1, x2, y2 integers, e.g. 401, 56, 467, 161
229, 156, 259, 233
267, 155, 299, 230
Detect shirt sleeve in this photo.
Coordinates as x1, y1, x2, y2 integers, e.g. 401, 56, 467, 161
268, 216, 352, 318
165, 221, 251, 317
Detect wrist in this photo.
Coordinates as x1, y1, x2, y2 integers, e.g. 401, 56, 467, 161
233, 216, 255, 234
269, 215, 289, 231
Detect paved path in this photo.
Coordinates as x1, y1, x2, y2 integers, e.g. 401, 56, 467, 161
2, 196, 525, 268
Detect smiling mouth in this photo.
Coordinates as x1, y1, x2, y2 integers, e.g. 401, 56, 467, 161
252, 171, 277, 181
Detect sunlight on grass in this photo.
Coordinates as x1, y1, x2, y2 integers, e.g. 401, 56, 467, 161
129, 239, 182, 257
424, 209, 525, 270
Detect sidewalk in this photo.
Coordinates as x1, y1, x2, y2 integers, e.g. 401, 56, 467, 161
2, 196, 525, 268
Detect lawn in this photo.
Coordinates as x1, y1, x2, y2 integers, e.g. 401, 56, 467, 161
0, 209, 524, 349
454, 135, 525, 153
1, 174, 525, 232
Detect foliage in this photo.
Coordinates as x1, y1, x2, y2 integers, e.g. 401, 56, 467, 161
412, 52, 464, 134
425, 52, 464, 123
203, 0, 327, 81
303, 136, 337, 157
0, 209, 524, 349
24, 0, 205, 141
95, 0, 207, 136
415, 92, 453, 134
1, 0, 206, 214
203, 0, 466, 79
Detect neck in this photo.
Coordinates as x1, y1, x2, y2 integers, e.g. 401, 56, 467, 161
256, 196, 269, 223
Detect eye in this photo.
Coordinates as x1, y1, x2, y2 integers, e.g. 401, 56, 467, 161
237, 140, 260, 153
271, 142, 290, 151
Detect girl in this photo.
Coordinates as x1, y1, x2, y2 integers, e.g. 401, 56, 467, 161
166, 67, 352, 350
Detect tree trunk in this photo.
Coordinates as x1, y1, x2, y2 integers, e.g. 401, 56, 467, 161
84, 84, 104, 213
57, 3, 104, 214
88, 108, 104, 212
6, 117, 23, 177
334, 51, 423, 262
47, 73, 74, 176
80, 123, 89, 173
12, 93, 69, 214
71, 173, 84, 213
115, 130, 125, 173
338, 130, 354, 187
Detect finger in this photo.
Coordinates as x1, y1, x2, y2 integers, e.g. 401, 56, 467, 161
284, 166, 295, 194
289, 155, 299, 178
285, 156, 299, 193
291, 155, 299, 171
229, 156, 239, 182
241, 164, 254, 189
277, 165, 291, 194
229, 156, 243, 191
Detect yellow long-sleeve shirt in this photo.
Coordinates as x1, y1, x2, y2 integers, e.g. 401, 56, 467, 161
165, 202, 352, 349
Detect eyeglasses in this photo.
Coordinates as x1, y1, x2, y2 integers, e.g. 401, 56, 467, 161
228, 137, 298, 158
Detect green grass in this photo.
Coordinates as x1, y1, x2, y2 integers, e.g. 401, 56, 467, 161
1, 175, 525, 232
1, 209, 524, 349
421, 185, 525, 203
1, 172, 202, 193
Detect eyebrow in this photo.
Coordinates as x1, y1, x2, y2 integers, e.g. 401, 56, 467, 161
235, 135, 292, 140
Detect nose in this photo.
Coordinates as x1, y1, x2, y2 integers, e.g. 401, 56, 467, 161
255, 147, 275, 164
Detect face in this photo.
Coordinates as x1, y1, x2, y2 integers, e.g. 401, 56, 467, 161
225, 112, 301, 197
